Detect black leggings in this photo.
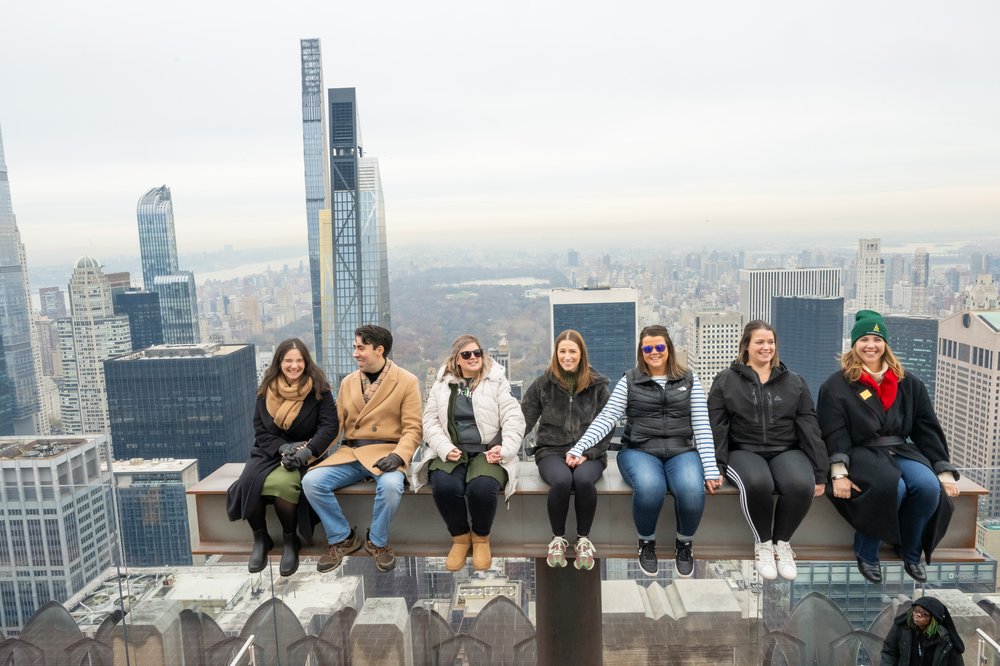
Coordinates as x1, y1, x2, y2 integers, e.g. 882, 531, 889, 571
725, 449, 815, 544
536, 455, 605, 538
429, 465, 502, 537
245, 496, 297, 533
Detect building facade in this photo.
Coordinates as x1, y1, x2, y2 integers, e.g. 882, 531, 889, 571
855, 238, 886, 310
104, 344, 256, 480
739, 268, 842, 324
686, 311, 743, 392
0, 436, 116, 636
0, 337, 13, 435
136, 186, 200, 344
884, 314, 939, 403
113, 458, 199, 567
56, 257, 132, 435
38, 287, 66, 320
113, 289, 164, 351
549, 287, 638, 385
771, 296, 844, 400
0, 124, 40, 434
936, 311, 1000, 517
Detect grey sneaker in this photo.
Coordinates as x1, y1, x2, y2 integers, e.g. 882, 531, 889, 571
365, 529, 397, 572
317, 528, 362, 573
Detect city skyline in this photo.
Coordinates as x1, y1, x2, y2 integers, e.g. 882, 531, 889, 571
1, 2, 998, 267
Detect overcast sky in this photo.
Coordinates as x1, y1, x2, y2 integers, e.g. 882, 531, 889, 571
2, 1, 998, 267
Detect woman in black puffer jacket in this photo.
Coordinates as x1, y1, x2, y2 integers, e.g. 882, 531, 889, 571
522, 330, 611, 571
881, 596, 964, 665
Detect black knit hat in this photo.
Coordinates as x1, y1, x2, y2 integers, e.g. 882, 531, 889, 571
851, 310, 888, 347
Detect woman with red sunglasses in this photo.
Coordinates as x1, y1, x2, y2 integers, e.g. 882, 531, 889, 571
410, 334, 525, 572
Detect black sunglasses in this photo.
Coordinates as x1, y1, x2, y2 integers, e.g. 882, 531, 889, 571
459, 349, 484, 360
641, 344, 667, 354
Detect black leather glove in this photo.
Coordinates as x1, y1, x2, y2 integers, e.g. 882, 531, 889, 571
373, 453, 404, 473
280, 443, 312, 470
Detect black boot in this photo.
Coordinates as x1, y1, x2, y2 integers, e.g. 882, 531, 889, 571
280, 532, 300, 576
248, 529, 273, 573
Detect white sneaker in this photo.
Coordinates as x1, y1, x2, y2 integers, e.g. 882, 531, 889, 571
755, 541, 777, 580
774, 541, 797, 580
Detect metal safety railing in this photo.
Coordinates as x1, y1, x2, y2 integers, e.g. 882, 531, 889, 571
977, 628, 1000, 666
229, 634, 256, 666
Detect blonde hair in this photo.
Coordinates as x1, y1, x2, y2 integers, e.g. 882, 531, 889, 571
840, 342, 906, 383
444, 334, 493, 390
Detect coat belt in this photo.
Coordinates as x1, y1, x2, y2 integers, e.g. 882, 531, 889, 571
342, 439, 399, 448
864, 435, 907, 448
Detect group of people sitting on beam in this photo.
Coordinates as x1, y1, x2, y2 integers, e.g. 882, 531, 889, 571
225, 311, 960, 586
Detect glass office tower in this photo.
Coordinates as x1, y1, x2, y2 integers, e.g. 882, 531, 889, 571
113, 289, 164, 351
0, 124, 40, 434
771, 296, 844, 399
549, 287, 639, 384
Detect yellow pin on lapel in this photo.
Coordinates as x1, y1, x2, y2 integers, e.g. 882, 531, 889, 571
859, 389, 873, 400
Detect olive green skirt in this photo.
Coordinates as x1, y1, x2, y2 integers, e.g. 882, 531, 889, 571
428, 451, 508, 487
261, 466, 302, 504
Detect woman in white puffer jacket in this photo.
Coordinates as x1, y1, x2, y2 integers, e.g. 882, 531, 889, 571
410, 334, 524, 572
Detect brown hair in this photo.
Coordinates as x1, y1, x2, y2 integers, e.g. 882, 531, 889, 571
636, 325, 686, 379
444, 334, 494, 390
737, 320, 780, 369
548, 329, 595, 393
840, 340, 906, 383
257, 338, 331, 398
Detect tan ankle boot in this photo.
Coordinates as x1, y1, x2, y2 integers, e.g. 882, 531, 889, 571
471, 533, 492, 571
446, 533, 471, 571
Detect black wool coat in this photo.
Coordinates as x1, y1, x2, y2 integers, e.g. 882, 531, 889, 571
817, 371, 957, 561
226, 391, 338, 542
521, 369, 612, 466
881, 615, 964, 665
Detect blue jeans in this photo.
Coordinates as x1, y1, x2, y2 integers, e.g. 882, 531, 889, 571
301, 462, 405, 547
854, 456, 940, 564
616, 449, 705, 540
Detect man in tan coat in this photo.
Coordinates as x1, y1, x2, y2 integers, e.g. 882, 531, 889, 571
302, 325, 422, 572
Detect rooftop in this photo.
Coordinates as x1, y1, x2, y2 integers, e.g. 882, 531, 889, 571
110, 343, 248, 361
0, 437, 96, 460
112, 458, 198, 474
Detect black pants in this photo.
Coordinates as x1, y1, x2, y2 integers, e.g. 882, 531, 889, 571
537, 455, 605, 537
429, 464, 502, 537
725, 449, 815, 544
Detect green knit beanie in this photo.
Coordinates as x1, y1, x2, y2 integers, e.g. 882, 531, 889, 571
851, 310, 889, 347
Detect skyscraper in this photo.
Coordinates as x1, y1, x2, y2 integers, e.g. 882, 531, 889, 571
38, 287, 67, 319
912, 247, 930, 315
686, 311, 743, 392
884, 314, 938, 403
0, 124, 40, 434
739, 268, 842, 323
104, 343, 256, 480
549, 287, 638, 384
113, 458, 199, 566
855, 238, 886, 310
0, 335, 13, 435
0, 435, 116, 636
57, 257, 132, 435
136, 186, 200, 344
314, 88, 391, 379
936, 310, 1000, 517
300, 38, 329, 360
771, 296, 844, 399
113, 289, 164, 351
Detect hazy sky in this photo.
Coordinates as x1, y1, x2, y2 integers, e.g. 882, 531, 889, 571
2, 1, 998, 267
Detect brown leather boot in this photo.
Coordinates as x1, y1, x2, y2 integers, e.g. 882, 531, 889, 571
446, 533, 472, 571
471, 533, 492, 571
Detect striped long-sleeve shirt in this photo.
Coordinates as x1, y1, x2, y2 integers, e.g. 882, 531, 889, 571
569, 373, 720, 480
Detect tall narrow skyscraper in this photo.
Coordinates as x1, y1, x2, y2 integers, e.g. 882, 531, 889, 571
136, 186, 200, 344
0, 335, 13, 435
855, 238, 886, 310
300, 38, 329, 359
0, 124, 40, 434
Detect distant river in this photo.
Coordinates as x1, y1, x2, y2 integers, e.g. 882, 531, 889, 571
444, 277, 551, 287
196, 257, 307, 284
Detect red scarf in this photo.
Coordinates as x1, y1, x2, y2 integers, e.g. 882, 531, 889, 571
858, 368, 898, 411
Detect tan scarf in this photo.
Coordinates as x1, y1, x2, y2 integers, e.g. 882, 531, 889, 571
361, 360, 391, 404
265, 376, 313, 430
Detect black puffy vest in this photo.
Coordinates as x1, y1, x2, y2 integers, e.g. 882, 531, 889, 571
622, 369, 695, 457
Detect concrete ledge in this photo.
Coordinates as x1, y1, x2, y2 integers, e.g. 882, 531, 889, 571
190, 458, 986, 561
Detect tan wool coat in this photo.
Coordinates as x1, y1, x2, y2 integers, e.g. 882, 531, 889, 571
311, 362, 423, 474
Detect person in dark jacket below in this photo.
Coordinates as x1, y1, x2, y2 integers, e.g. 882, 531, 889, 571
521, 330, 612, 570
881, 596, 965, 665
569, 325, 722, 578
818, 311, 960, 584
708, 320, 828, 581
226, 338, 337, 576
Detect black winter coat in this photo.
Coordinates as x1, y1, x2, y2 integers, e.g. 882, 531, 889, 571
521, 370, 612, 466
817, 371, 957, 560
881, 616, 964, 665
226, 391, 338, 541
708, 362, 828, 483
